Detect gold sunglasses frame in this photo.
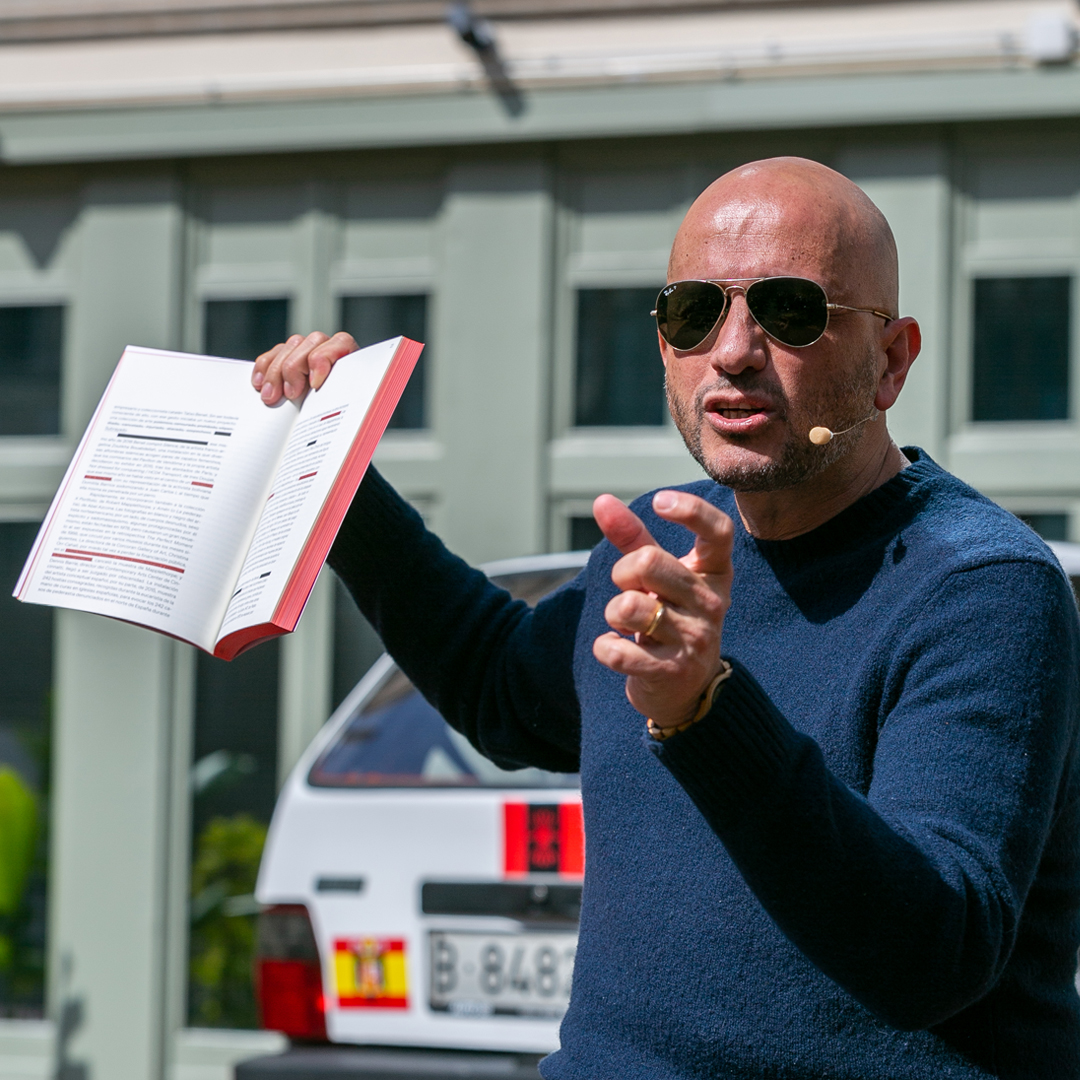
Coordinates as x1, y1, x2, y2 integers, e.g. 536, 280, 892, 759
651, 277, 892, 350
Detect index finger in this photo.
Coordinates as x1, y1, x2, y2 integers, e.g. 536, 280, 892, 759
651, 490, 734, 577
592, 494, 659, 556
252, 335, 302, 389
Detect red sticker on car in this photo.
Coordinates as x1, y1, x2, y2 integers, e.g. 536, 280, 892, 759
504, 802, 584, 877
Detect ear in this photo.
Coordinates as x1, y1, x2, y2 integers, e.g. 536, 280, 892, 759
874, 317, 921, 412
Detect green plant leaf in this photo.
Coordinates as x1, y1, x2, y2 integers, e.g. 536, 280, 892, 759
0, 768, 37, 917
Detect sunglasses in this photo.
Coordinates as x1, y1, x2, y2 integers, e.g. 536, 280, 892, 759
652, 277, 891, 351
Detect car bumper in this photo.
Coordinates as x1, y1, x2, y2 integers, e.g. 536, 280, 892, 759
234, 1044, 545, 1080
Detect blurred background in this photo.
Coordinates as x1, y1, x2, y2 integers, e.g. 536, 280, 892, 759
0, 0, 1077, 1075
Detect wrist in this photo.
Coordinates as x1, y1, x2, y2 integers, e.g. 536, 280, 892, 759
647, 659, 733, 742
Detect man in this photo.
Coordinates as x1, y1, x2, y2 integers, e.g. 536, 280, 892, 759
254, 158, 1080, 1078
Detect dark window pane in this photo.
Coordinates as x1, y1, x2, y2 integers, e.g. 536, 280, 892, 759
973, 277, 1070, 421
189, 641, 279, 1029
313, 566, 582, 790
0, 522, 52, 1017
0, 306, 63, 436
310, 678, 570, 790
340, 295, 428, 429
1018, 512, 1069, 541
570, 515, 604, 552
575, 288, 663, 426
204, 299, 289, 362
332, 574, 384, 710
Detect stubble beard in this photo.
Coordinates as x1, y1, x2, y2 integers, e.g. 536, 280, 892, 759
665, 356, 878, 493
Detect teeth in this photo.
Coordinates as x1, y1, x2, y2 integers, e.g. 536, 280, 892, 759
718, 408, 756, 419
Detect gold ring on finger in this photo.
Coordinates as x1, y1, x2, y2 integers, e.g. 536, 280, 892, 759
643, 600, 665, 638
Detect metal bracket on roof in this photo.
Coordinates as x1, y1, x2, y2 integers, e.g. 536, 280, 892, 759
446, 1, 525, 117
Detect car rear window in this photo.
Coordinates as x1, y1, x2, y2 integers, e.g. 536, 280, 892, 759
308, 564, 583, 789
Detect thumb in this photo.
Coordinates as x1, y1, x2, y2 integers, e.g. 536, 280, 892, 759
593, 494, 659, 555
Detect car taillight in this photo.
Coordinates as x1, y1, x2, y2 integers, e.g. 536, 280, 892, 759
254, 904, 327, 1041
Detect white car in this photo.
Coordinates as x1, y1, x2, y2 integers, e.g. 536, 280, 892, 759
242, 552, 588, 1078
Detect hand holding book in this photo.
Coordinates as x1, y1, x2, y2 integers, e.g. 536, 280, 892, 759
15, 335, 422, 659
252, 330, 362, 406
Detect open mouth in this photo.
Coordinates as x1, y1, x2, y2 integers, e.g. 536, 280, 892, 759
702, 400, 776, 435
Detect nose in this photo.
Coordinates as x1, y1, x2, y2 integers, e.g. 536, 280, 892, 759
708, 292, 769, 376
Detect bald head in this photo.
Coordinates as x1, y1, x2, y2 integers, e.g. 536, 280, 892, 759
669, 157, 899, 317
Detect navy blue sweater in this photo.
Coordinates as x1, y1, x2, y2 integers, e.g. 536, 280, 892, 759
329, 449, 1080, 1079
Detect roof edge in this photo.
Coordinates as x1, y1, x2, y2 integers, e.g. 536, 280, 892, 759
0, 0, 933, 45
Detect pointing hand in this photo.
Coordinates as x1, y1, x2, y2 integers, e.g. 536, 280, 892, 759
592, 491, 734, 729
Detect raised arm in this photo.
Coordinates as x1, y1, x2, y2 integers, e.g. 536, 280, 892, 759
328, 466, 583, 774
252, 332, 582, 771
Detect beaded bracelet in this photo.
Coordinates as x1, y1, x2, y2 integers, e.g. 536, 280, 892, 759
646, 659, 734, 742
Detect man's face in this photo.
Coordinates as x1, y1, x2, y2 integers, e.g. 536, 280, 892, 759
662, 196, 883, 492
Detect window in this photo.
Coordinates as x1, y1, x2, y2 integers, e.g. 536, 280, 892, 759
309, 667, 576, 790
1018, 512, 1069, 541
340, 295, 428, 429
0, 306, 63, 436
575, 288, 664, 427
204, 299, 289, 362
972, 277, 1070, 421
310, 565, 582, 790
569, 515, 604, 552
0, 522, 52, 1017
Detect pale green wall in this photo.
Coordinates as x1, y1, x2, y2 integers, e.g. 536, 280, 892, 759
434, 159, 553, 563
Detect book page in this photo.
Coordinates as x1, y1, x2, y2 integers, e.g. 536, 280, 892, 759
16, 347, 296, 650
216, 338, 402, 642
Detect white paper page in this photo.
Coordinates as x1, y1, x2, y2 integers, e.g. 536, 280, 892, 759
216, 338, 399, 640
17, 347, 296, 649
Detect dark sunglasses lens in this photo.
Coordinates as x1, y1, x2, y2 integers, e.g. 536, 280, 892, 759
747, 277, 828, 347
655, 281, 727, 350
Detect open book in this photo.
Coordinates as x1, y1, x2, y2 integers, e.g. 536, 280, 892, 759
14, 338, 421, 659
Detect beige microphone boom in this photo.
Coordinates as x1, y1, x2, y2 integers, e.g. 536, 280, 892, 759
808, 411, 879, 445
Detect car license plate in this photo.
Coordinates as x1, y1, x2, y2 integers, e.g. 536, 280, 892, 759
429, 931, 576, 1017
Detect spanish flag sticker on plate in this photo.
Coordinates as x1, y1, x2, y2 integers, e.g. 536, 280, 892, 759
334, 937, 408, 1009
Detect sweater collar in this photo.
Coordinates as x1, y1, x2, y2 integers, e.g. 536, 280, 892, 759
732, 447, 939, 569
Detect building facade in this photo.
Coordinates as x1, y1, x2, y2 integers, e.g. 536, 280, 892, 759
0, 0, 1078, 1076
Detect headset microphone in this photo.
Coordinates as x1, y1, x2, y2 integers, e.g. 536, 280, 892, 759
808, 410, 879, 446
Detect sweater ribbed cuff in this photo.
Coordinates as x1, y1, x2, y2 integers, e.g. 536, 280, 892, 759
648, 657, 802, 830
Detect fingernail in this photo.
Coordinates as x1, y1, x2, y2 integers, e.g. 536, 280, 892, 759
252, 371, 264, 388
653, 491, 677, 512
283, 380, 294, 398
260, 384, 274, 402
